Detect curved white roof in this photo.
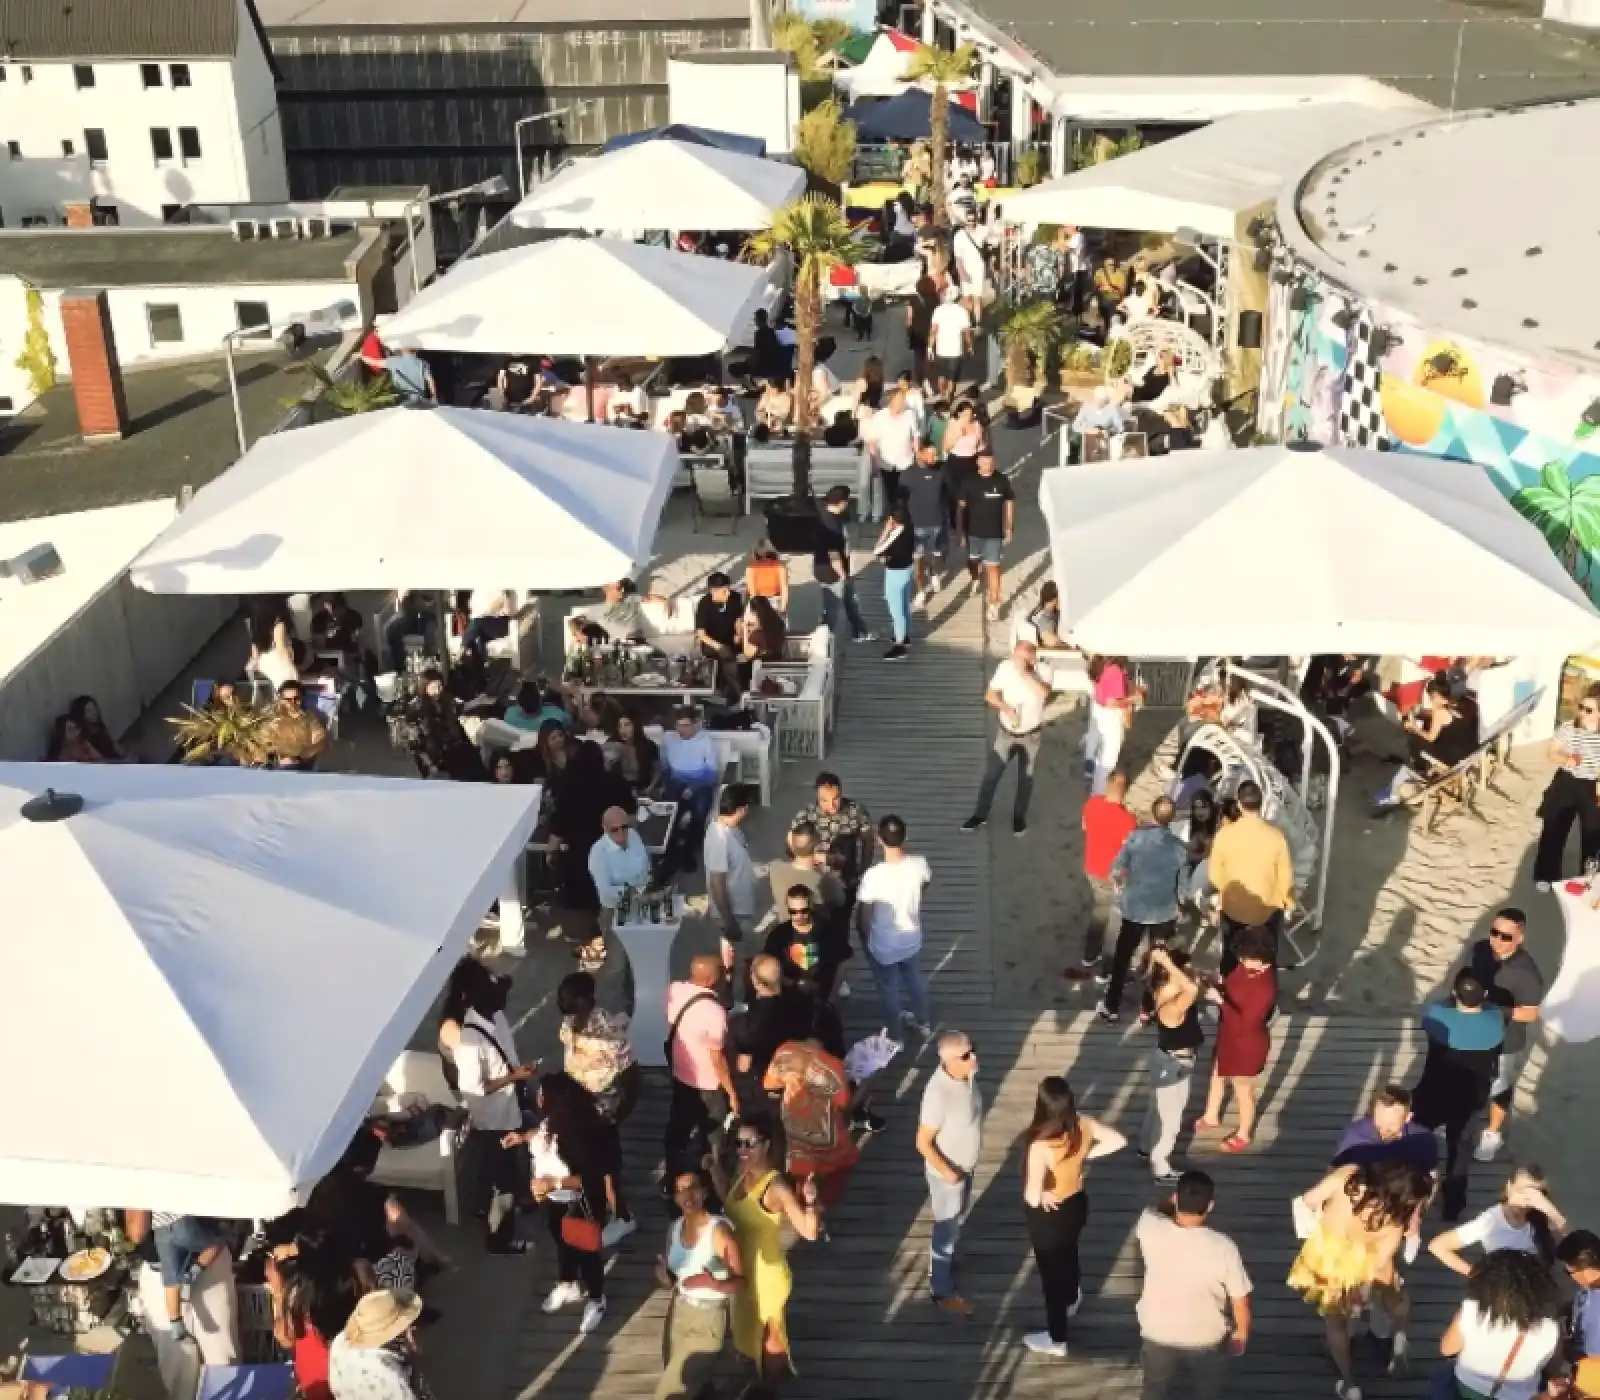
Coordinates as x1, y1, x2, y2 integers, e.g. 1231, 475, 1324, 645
1281, 99, 1600, 371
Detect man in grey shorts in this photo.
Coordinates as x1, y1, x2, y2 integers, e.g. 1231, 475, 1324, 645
901, 441, 949, 606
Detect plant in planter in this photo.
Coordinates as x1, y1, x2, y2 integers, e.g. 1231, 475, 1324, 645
169, 702, 274, 766
989, 298, 1067, 402
283, 362, 397, 420
1058, 340, 1103, 391
744, 194, 861, 543
794, 98, 857, 194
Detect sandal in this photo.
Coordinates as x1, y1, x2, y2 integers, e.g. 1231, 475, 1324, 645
1191, 1118, 1222, 1133
1220, 1134, 1251, 1153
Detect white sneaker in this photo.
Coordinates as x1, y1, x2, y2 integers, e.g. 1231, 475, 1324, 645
1473, 1129, 1504, 1163
600, 1217, 637, 1249
836, 978, 852, 1000
929, 573, 943, 595
543, 1282, 583, 1313
1023, 1331, 1068, 1357
579, 1298, 607, 1334
913, 589, 929, 610
854, 631, 879, 643
1068, 1289, 1083, 1318
1535, 881, 1553, 893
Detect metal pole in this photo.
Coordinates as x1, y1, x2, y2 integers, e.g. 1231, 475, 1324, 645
1448, 19, 1467, 122
224, 330, 247, 457
406, 198, 422, 295
515, 117, 531, 198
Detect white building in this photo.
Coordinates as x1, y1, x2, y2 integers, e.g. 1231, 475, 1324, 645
0, 223, 386, 416
0, 0, 288, 229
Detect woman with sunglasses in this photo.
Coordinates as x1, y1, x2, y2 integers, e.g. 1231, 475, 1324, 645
654, 1170, 745, 1400
1534, 684, 1600, 890
1020, 1075, 1126, 1357
705, 1113, 822, 1382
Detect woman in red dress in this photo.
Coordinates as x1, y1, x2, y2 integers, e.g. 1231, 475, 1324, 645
1194, 923, 1277, 1152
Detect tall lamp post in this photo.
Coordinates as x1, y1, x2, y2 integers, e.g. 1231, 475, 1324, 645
514, 101, 596, 197
405, 175, 512, 294
222, 300, 359, 457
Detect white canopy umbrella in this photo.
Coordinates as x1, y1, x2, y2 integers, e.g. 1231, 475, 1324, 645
378, 237, 771, 358
511, 140, 804, 232
1039, 442, 1600, 656
130, 405, 678, 594
0, 765, 539, 1217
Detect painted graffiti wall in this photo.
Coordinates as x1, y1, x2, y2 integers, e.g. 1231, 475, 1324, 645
1262, 276, 1600, 603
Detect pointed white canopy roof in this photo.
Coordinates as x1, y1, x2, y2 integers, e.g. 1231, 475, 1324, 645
377, 237, 771, 358
1039, 442, 1600, 657
131, 405, 678, 594
510, 140, 804, 232
0, 764, 539, 1217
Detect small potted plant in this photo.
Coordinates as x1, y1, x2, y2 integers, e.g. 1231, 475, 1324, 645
988, 298, 1067, 428
1058, 341, 1102, 395
169, 701, 274, 766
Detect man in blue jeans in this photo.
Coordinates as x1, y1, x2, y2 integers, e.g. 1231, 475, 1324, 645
812, 484, 875, 643
917, 1031, 983, 1316
854, 814, 933, 1035
660, 706, 721, 869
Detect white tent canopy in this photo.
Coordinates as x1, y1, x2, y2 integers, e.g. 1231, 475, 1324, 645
511, 140, 805, 232
378, 237, 771, 358
1004, 102, 1430, 238
1047, 76, 1432, 126
0, 765, 539, 1217
1039, 443, 1600, 657
130, 406, 677, 595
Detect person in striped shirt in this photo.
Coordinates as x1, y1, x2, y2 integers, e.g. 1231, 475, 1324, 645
1533, 685, 1600, 889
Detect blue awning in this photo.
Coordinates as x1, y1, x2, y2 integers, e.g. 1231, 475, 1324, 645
844, 90, 986, 143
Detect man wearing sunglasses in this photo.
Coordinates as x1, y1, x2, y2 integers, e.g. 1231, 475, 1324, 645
917, 1030, 983, 1316
1466, 908, 1544, 1163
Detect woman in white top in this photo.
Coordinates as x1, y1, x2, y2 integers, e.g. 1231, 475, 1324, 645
653, 1170, 744, 1400
1438, 1247, 1562, 1400
250, 607, 301, 694
1431, 1167, 1566, 1278
1534, 680, 1600, 889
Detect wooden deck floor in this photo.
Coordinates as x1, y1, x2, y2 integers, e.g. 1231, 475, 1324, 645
506, 566, 1460, 1400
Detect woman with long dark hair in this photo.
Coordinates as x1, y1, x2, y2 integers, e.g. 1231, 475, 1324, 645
1019, 1076, 1126, 1357
1290, 1158, 1434, 1396
509, 1072, 620, 1336
1138, 946, 1203, 1180
1194, 923, 1277, 1152
1438, 1249, 1562, 1400
602, 710, 660, 797
743, 595, 788, 665
266, 1221, 366, 1400
67, 695, 129, 760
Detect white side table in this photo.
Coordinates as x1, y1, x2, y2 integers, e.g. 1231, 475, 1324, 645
612, 894, 685, 1067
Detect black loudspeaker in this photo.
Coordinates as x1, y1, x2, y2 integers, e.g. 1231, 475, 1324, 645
1237, 310, 1263, 350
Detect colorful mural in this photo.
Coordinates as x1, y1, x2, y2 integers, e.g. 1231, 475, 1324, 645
1264, 278, 1600, 603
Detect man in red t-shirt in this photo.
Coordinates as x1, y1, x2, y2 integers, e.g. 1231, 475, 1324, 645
1066, 770, 1137, 981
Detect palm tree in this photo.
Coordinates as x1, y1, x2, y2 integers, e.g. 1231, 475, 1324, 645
744, 195, 862, 500
795, 97, 857, 191
989, 297, 1069, 400
284, 361, 398, 420
903, 43, 976, 227
169, 701, 274, 766
1510, 460, 1600, 583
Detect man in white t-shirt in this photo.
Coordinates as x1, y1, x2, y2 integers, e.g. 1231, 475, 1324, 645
867, 388, 920, 523
704, 783, 757, 976
963, 639, 1054, 837
929, 287, 974, 399
855, 814, 933, 1036
952, 211, 989, 315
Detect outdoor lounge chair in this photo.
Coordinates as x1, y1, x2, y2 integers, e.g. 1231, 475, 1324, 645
1388, 688, 1543, 833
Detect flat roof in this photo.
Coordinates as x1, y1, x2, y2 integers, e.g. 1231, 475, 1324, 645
1284, 98, 1600, 370
956, 0, 1600, 110
0, 344, 340, 522
0, 229, 364, 289
257, 0, 747, 26
0, 0, 238, 59
0, 500, 179, 690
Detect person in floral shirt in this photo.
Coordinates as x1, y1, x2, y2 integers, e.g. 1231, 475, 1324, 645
558, 972, 640, 1243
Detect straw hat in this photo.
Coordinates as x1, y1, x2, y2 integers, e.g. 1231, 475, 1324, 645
343, 1290, 422, 1349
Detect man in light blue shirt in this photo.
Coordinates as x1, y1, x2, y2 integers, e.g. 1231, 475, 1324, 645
660, 706, 722, 859
383, 351, 436, 403
588, 807, 651, 908
1073, 386, 1129, 441
1098, 796, 1187, 1024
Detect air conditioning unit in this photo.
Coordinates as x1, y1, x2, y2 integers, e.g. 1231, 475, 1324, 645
0, 543, 64, 587
300, 216, 329, 239
271, 217, 298, 239
232, 218, 258, 241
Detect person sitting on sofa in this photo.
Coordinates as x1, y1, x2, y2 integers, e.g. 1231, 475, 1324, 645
660, 706, 722, 864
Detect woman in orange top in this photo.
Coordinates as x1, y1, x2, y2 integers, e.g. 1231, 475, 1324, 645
763, 1038, 860, 1208
745, 540, 789, 615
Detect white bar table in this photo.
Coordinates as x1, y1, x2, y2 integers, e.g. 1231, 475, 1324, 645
612, 892, 685, 1068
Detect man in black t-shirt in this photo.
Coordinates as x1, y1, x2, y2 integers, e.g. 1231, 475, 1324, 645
956, 451, 1015, 623
902, 441, 949, 605
905, 275, 940, 385
812, 484, 873, 642
693, 571, 744, 698
1466, 906, 1544, 1162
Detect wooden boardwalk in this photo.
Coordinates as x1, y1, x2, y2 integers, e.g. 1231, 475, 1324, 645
504, 554, 1462, 1400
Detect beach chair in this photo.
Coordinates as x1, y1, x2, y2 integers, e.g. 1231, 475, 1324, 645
1394, 688, 1543, 833
687, 452, 741, 534
20, 1354, 117, 1395
196, 1363, 295, 1400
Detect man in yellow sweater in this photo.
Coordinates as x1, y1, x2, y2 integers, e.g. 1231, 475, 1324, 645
1208, 780, 1294, 970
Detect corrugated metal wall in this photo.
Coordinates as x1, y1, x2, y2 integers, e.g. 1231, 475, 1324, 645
270, 23, 748, 201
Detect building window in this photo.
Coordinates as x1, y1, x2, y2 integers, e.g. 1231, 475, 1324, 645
91, 202, 119, 226
0, 68, 7, 82
178, 127, 202, 161
73, 64, 95, 89
235, 301, 272, 337
20, 215, 50, 228
5, 141, 18, 158
148, 304, 185, 346
170, 63, 192, 87
151, 128, 174, 162
161, 203, 182, 222
61, 139, 75, 157
84, 128, 108, 164
0, 397, 14, 412
141, 63, 162, 88
20, 66, 32, 84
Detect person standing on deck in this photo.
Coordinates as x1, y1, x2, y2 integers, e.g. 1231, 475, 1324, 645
918, 1030, 984, 1318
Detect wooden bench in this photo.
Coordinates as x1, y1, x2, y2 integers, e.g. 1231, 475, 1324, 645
744, 444, 867, 512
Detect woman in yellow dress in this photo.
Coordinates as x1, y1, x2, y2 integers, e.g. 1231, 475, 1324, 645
707, 1113, 822, 1383
1288, 1158, 1433, 1400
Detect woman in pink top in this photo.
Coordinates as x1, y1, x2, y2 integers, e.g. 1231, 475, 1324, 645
1085, 656, 1135, 796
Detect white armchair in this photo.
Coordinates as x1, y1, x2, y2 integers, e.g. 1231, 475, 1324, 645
368, 1050, 464, 1224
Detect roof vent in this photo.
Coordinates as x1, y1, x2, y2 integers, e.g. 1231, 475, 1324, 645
1523, 317, 1539, 328
1451, 267, 1468, 277
1463, 298, 1478, 309
21, 789, 82, 823
1525, 246, 1543, 257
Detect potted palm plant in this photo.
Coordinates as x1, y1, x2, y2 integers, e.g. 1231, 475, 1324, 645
284, 362, 398, 421
990, 298, 1067, 426
903, 43, 976, 227
743, 194, 862, 548
169, 701, 273, 766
